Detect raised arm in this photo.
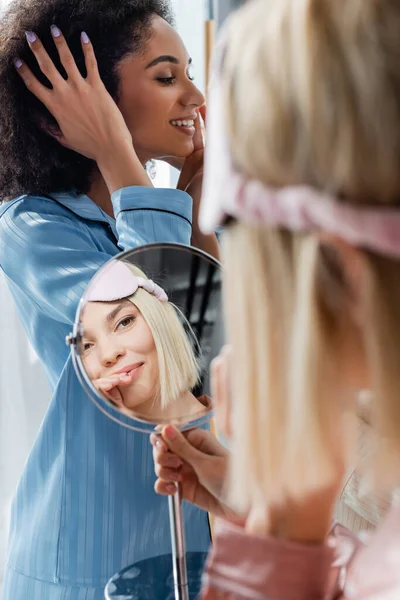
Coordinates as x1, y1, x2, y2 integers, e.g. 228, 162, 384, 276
0, 187, 192, 325
15, 28, 151, 194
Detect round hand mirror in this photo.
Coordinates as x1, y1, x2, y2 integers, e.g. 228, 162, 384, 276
67, 242, 223, 600
68, 242, 223, 432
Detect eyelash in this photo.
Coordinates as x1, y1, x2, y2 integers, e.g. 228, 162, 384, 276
116, 315, 135, 330
81, 315, 136, 353
157, 74, 195, 86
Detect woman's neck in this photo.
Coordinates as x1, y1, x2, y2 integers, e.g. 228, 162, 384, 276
163, 390, 206, 420
87, 175, 114, 218
87, 152, 150, 218
124, 391, 206, 423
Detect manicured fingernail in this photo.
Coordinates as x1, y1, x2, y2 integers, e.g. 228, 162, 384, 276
51, 25, 61, 38
165, 426, 177, 441
25, 31, 37, 43
156, 439, 164, 450
81, 31, 90, 44
14, 58, 23, 69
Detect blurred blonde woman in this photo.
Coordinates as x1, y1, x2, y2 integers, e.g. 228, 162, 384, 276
151, 0, 400, 596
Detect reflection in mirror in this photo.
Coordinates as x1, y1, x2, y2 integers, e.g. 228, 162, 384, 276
80, 260, 210, 423
70, 244, 223, 431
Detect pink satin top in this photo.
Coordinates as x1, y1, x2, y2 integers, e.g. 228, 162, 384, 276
200, 506, 400, 599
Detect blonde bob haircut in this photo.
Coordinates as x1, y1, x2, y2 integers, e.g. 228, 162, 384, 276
125, 264, 201, 410
221, 0, 400, 512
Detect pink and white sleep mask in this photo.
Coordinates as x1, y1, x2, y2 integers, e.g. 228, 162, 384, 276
86, 260, 168, 303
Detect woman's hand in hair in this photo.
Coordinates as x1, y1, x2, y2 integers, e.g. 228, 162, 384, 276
15, 28, 151, 192
150, 427, 235, 519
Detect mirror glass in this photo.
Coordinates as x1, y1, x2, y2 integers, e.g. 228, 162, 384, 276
68, 243, 223, 433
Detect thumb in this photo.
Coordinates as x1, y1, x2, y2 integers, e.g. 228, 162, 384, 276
200, 104, 207, 126
161, 425, 204, 466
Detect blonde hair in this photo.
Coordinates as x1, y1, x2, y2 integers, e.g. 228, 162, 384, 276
125, 264, 200, 410
221, 0, 400, 512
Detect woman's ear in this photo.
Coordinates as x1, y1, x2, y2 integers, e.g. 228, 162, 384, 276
37, 115, 69, 147
317, 233, 367, 327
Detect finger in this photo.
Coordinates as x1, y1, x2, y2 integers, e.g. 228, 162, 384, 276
184, 428, 228, 457
95, 373, 131, 388
94, 380, 123, 405
99, 387, 118, 404
155, 452, 183, 469
155, 465, 182, 482
119, 372, 136, 385
199, 105, 207, 127
50, 25, 81, 81
80, 32, 100, 82
106, 389, 124, 407
24, 31, 65, 88
155, 480, 177, 496
161, 425, 205, 465
14, 58, 52, 105
176, 148, 203, 192
95, 378, 118, 391
150, 433, 168, 452
192, 109, 204, 152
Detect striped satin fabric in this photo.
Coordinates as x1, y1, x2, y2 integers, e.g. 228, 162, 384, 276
335, 412, 398, 534
0, 188, 211, 599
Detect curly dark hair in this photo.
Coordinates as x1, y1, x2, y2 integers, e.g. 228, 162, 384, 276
0, 0, 174, 199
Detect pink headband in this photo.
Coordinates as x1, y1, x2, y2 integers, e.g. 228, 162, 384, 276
199, 32, 400, 259
86, 260, 168, 303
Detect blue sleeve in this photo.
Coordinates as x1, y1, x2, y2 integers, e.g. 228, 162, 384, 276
0, 187, 192, 326
112, 186, 192, 249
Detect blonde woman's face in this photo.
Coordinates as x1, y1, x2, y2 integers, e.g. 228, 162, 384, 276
81, 299, 159, 409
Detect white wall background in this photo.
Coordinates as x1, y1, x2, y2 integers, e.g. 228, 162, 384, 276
0, 1, 206, 595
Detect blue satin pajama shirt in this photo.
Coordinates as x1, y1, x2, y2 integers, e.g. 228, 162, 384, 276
0, 187, 210, 600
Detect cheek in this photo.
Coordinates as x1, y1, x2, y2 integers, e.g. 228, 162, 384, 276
119, 84, 171, 133
143, 330, 157, 358
129, 321, 157, 357
83, 354, 98, 380
142, 330, 159, 377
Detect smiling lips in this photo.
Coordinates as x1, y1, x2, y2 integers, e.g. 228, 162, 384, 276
170, 113, 197, 136
113, 362, 144, 380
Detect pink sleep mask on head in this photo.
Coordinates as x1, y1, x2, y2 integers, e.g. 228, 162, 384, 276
86, 260, 168, 303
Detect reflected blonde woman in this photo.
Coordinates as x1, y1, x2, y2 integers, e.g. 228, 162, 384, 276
81, 260, 210, 421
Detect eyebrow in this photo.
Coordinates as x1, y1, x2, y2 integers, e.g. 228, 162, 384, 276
145, 55, 192, 69
105, 302, 126, 323
81, 301, 130, 341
